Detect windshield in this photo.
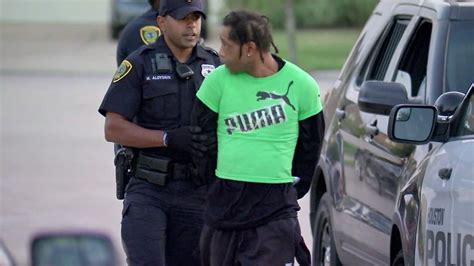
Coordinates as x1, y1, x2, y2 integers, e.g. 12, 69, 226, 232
446, 21, 474, 94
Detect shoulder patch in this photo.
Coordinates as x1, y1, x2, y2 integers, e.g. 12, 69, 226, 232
140, 25, 161, 45
113, 60, 133, 83
201, 64, 216, 77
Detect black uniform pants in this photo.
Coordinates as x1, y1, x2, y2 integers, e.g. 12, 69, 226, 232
121, 177, 207, 266
200, 217, 311, 266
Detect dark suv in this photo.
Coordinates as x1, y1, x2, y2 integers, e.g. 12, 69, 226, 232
309, 0, 474, 265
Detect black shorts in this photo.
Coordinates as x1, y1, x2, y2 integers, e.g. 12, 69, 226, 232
200, 217, 310, 266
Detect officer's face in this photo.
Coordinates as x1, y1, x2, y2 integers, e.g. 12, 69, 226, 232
158, 12, 202, 50
219, 26, 251, 74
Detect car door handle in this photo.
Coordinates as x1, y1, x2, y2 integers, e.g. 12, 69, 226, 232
335, 108, 346, 120
438, 168, 452, 180
365, 125, 379, 136
364, 120, 379, 136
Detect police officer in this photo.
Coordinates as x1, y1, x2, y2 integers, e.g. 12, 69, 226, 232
116, 0, 161, 66
98, 0, 220, 264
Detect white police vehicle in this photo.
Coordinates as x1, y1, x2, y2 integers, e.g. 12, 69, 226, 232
309, 0, 474, 265
388, 84, 474, 265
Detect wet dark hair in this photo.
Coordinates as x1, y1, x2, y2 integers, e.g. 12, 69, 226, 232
222, 10, 279, 62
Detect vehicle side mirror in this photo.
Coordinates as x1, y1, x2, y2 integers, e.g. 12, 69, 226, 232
358, 81, 409, 115
31, 231, 117, 266
388, 105, 437, 144
450, 84, 474, 137
434, 91, 465, 116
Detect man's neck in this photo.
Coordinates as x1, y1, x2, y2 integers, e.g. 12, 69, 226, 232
164, 37, 194, 63
248, 53, 279, 78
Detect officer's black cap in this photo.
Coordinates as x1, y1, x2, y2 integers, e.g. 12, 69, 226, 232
159, 0, 206, 20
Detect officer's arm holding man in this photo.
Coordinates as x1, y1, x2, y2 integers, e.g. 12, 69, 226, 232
105, 111, 203, 151
105, 112, 166, 148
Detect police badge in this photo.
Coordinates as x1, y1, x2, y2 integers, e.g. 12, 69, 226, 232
113, 60, 133, 83
201, 64, 215, 77
140, 26, 161, 45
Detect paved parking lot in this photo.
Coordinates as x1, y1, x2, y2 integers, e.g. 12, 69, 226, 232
0, 23, 338, 265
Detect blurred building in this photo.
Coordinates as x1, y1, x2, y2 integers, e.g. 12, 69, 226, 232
0, 0, 110, 24
0, 0, 222, 27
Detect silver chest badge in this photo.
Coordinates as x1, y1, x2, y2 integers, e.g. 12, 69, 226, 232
201, 64, 215, 77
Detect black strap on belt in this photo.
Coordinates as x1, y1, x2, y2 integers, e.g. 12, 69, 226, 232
136, 153, 170, 173
134, 152, 191, 186
135, 168, 167, 186
172, 163, 191, 178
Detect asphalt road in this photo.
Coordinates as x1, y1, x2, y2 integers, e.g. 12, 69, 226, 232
0, 23, 339, 265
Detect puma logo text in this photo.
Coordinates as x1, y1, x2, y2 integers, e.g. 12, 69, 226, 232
256, 80, 296, 111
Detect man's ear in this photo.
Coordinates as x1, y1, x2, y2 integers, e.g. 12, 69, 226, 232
245, 42, 257, 57
157, 16, 165, 28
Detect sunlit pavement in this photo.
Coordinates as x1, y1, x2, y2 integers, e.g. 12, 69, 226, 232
0, 23, 338, 265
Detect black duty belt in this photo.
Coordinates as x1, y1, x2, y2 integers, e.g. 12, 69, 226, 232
134, 152, 191, 186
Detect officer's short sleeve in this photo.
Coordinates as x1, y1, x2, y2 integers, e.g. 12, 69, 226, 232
196, 66, 223, 113
298, 75, 323, 121
98, 55, 143, 120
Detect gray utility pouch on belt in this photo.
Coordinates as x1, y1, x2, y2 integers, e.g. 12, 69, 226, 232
135, 153, 171, 186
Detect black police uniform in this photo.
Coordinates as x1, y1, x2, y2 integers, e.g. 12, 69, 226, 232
99, 36, 220, 265
116, 8, 160, 66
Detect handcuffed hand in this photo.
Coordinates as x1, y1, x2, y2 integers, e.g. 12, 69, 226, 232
198, 131, 217, 156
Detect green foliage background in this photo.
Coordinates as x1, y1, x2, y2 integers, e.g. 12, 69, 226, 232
272, 29, 361, 70
223, 0, 378, 29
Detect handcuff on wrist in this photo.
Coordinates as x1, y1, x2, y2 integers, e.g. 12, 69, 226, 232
162, 131, 168, 147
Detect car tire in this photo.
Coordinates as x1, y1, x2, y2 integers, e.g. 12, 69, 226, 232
392, 249, 404, 266
312, 193, 342, 266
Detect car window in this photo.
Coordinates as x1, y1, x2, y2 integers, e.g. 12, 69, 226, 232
446, 21, 474, 94
339, 33, 365, 82
393, 20, 432, 101
357, 18, 410, 87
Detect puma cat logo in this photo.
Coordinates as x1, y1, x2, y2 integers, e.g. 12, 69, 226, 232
256, 80, 295, 111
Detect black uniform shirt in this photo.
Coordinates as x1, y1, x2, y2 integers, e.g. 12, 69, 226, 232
99, 36, 221, 162
116, 8, 161, 66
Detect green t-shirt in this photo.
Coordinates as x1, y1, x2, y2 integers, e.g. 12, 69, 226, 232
196, 60, 322, 184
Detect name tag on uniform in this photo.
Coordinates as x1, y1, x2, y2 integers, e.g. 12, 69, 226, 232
145, 75, 173, 81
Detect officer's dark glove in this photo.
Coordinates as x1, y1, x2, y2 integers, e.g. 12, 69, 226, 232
190, 134, 217, 186
165, 126, 210, 156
